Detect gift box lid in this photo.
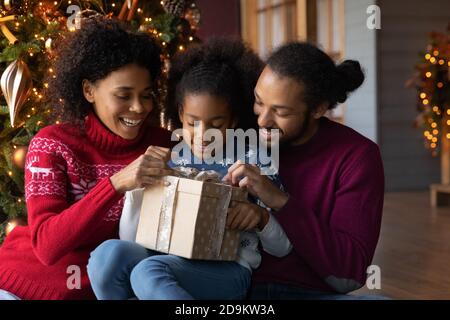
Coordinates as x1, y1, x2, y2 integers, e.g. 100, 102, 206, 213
165, 175, 248, 202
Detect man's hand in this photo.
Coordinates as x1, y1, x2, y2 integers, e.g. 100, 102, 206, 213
223, 160, 289, 211
226, 202, 270, 231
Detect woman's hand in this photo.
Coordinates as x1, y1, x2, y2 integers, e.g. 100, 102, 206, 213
110, 146, 173, 193
226, 202, 270, 231
143, 145, 172, 163
222, 160, 289, 211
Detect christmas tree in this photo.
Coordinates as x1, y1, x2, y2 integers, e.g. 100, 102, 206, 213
408, 24, 450, 156
0, 0, 201, 243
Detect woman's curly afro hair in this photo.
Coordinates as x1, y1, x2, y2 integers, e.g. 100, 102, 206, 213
47, 16, 161, 121
267, 42, 365, 111
166, 37, 264, 130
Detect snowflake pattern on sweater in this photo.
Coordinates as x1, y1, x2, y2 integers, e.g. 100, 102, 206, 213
25, 136, 126, 221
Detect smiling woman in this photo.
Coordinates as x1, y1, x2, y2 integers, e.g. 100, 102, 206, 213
81, 64, 155, 140
0, 16, 173, 300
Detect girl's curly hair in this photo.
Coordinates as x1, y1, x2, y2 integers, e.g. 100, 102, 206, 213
46, 16, 161, 122
166, 37, 263, 130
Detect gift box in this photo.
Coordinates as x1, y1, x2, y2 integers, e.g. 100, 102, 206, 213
135, 168, 247, 261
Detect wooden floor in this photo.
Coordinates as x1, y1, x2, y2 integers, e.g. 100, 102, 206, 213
354, 192, 450, 299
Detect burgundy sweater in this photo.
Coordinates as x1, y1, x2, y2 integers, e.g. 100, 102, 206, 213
253, 117, 385, 293
0, 111, 172, 300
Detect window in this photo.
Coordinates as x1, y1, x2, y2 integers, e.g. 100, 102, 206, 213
241, 0, 297, 59
241, 0, 346, 122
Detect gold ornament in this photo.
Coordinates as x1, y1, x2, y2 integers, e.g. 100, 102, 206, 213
118, 0, 139, 21
12, 145, 27, 169
5, 216, 27, 236
0, 15, 18, 44
0, 59, 33, 127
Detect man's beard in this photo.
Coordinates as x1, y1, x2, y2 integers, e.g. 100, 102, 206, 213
279, 107, 312, 148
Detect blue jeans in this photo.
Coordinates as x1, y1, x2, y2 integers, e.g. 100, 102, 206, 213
87, 240, 251, 300
249, 283, 390, 300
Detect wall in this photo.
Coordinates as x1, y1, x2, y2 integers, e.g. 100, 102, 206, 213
196, 0, 241, 41
378, 0, 449, 190
344, 0, 378, 142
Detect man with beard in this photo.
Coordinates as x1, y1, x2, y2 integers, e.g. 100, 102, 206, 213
223, 42, 385, 299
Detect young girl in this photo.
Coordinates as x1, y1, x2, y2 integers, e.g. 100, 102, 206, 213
87, 38, 292, 300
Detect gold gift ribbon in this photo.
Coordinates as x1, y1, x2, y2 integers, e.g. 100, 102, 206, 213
155, 176, 179, 253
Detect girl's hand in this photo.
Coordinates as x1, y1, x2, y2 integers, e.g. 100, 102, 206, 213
110, 146, 173, 193
226, 202, 270, 231
222, 160, 289, 211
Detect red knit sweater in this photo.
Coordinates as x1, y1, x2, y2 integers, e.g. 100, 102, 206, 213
252, 117, 385, 293
0, 111, 172, 300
